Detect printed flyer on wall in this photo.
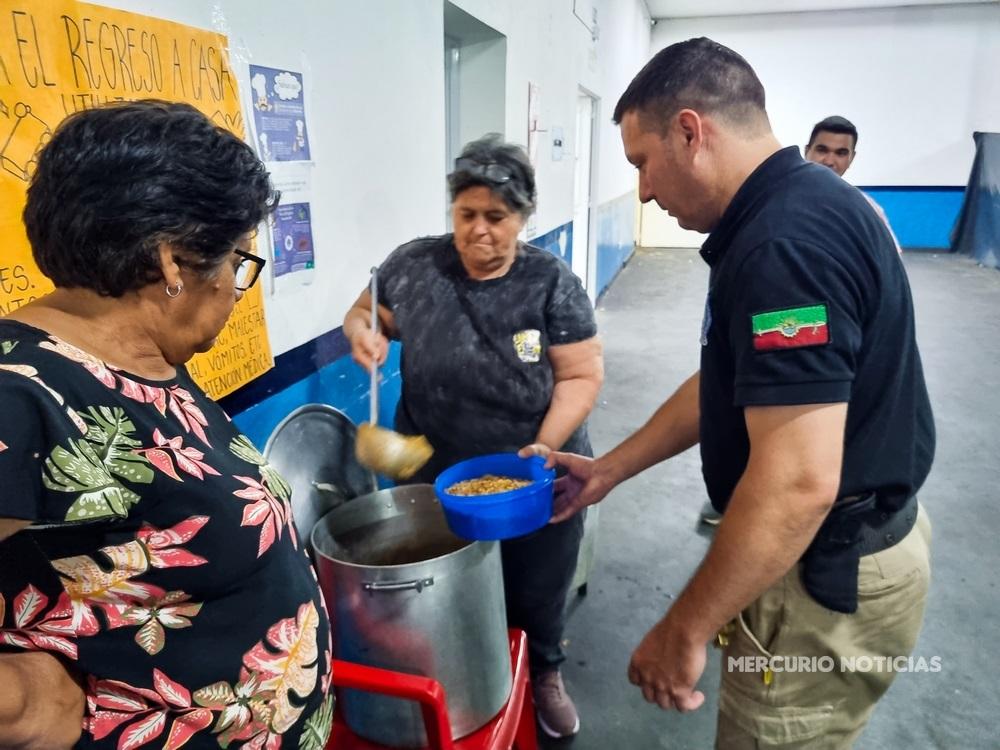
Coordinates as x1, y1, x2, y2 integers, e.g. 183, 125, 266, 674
248, 65, 311, 162
260, 163, 316, 288
270, 202, 315, 278
245, 62, 317, 287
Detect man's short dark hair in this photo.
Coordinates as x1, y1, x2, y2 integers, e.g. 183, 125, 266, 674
613, 37, 768, 133
23, 100, 278, 297
807, 116, 858, 149
448, 133, 536, 218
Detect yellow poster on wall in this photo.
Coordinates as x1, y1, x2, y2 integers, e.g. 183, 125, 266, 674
0, 1, 273, 399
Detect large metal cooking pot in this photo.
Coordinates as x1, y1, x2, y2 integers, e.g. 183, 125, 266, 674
312, 485, 511, 748
263, 404, 376, 552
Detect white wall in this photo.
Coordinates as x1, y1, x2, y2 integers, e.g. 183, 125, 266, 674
449, 0, 651, 231
639, 2, 1000, 249
99, 0, 446, 357
639, 201, 707, 248
96, 0, 650, 357
593, 0, 654, 206
651, 3, 1000, 186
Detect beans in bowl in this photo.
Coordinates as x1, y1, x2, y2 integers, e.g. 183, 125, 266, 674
446, 475, 533, 496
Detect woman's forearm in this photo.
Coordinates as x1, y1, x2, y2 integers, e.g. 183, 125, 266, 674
0, 652, 85, 750
535, 376, 602, 451
0, 659, 30, 739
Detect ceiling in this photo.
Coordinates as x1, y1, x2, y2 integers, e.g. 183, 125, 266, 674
644, 0, 999, 19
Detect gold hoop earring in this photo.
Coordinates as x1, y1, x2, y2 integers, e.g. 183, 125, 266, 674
165, 282, 184, 298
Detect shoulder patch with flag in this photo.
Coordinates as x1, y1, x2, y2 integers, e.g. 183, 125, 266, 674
751, 303, 830, 351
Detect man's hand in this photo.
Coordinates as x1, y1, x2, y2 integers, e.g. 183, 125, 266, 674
628, 616, 707, 712
541, 452, 617, 522
348, 327, 389, 374
518, 445, 606, 523
0, 651, 85, 749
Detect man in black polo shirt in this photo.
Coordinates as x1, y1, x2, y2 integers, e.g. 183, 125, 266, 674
544, 38, 934, 747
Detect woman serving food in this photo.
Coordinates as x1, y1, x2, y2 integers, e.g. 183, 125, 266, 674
344, 134, 603, 738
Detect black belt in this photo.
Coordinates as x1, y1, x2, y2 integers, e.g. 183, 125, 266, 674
800, 492, 918, 614
855, 493, 918, 556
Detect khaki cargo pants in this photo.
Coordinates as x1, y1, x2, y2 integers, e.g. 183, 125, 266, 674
716, 504, 932, 749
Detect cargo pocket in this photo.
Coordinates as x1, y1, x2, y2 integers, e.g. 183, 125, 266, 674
719, 579, 840, 746
719, 580, 789, 691
719, 681, 838, 746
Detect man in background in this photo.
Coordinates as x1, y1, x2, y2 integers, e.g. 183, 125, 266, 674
805, 115, 902, 253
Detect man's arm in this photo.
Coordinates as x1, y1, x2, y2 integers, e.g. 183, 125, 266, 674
548, 370, 700, 521
628, 401, 846, 709
533, 337, 604, 451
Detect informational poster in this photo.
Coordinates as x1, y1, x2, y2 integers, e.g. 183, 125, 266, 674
248, 65, 310, 162
244, 63, 315, 286
0, 1, 273, 399
269, 202, 315, 277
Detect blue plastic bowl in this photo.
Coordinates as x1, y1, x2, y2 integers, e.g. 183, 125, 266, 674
434, 453, 555, 540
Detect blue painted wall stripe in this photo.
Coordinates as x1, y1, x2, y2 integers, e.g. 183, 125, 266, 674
596, 191, 636, 296
860, 186, 965, 249
530, 222, 574, 266
230, 342, 402, 451
219, 327, 352, 416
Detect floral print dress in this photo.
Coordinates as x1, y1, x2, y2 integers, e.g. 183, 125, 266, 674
0, 320, 333, 750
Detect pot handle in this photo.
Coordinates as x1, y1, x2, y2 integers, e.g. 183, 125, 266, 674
362, 577, 435, 594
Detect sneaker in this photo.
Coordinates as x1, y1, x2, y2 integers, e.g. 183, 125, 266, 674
533, 670, 580, 738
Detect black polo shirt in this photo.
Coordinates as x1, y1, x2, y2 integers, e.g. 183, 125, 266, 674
699, 146, 935, 513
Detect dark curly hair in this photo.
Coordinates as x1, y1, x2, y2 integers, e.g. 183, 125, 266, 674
448, 134, 536, 218
23, 100, 279, 297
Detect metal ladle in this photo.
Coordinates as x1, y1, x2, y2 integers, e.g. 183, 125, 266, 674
354, 266, 433, 481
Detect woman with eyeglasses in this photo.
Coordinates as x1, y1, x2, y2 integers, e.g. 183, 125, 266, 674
344, 133, 604, 738
0, 101, 334, 749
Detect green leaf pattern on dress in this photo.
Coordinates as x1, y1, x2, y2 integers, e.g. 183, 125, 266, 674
43, 406, 154, 521
297, 693, 334, 750
230, 434, 292, 501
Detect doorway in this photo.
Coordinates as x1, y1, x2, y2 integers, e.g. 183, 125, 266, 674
573, 90, 598, 300
443, 2, 507, 230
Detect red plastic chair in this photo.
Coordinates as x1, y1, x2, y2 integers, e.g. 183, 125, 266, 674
326, 629, 538, 750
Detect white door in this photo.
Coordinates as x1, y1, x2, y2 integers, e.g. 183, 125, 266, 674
573, 92, 595, 299
444, 38, 460, 231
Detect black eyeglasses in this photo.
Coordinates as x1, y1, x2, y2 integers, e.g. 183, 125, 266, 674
454, 157, 514, 184
233, 248, 266, 291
